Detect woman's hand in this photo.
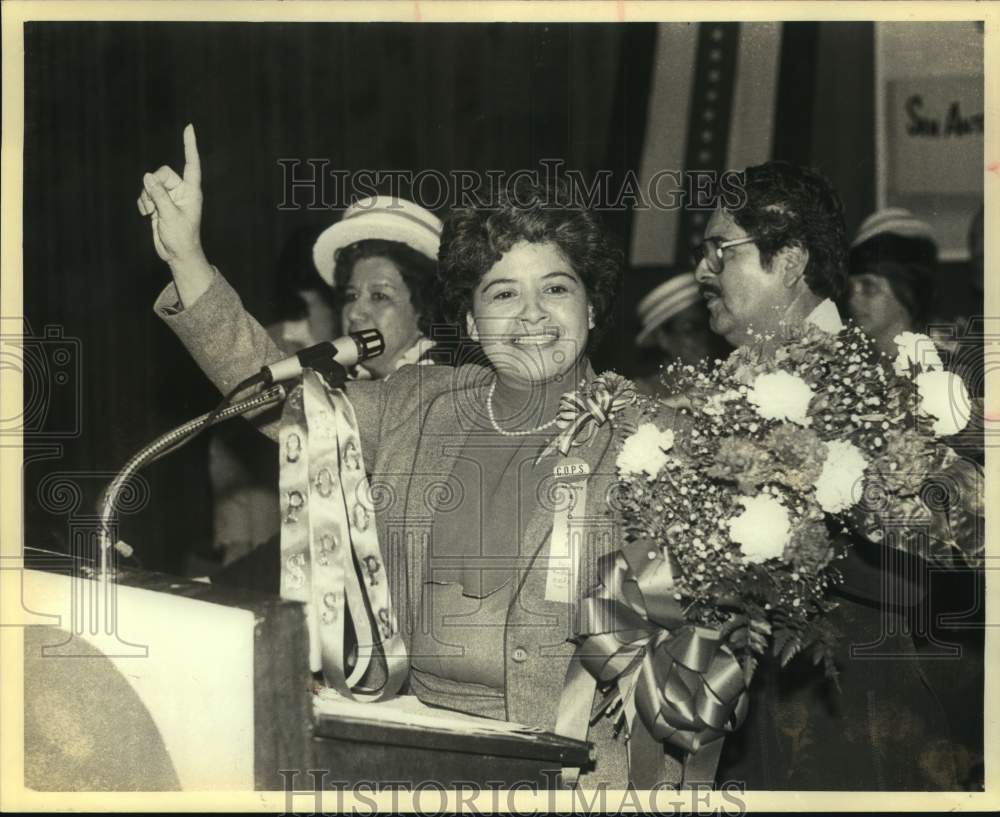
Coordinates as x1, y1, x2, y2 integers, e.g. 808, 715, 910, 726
138, 124, 214, 307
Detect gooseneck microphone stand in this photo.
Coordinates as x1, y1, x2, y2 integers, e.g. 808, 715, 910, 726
97, 334, 367, 584
96, 382, 288, 581
96, 351, 357, 581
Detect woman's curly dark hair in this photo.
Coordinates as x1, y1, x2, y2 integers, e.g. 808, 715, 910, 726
437, 176, 623, 349
728, 161, 848, 301
332, 239, 439, 335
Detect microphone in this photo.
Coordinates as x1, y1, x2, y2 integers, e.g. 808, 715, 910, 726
261, 329, 385, 384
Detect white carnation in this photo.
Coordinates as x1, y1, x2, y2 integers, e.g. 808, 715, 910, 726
814, 440, 868, 513
747, 371, 815, 427
728, 494, 791, 563
916, 370, 971, 436
616, 423, 675, 478
893, 332, 943, 376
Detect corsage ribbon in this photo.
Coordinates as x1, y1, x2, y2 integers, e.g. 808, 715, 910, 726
536, 374, 636, 464
555, 538, 748, 788
278, 370, 408, 700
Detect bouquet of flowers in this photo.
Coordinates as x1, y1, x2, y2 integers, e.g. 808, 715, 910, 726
552, 312, 982, 785
613, 314, 982, 689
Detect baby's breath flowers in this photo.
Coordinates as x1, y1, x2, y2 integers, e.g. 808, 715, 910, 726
616, 308, 981, 680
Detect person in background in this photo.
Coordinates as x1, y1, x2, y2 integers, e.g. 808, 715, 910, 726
203, 199, 444, 573
844, 206, 984, 789
846, 207, 937, 358
270, 225, 341, 352
204, 227, 340, 571
633, 270, 729, 396
847, 206, 984, 454
315, 197, 443, 379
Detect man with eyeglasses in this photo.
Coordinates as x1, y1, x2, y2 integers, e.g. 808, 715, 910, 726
699, 161, 968, 791
693, 161, 849, 348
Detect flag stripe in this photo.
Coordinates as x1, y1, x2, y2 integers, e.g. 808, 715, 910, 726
674, 22, 741, 270
727, 22, 782, 172
629, 23, 698, 267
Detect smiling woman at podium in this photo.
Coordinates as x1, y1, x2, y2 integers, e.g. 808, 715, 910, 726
138, 127, 644, 789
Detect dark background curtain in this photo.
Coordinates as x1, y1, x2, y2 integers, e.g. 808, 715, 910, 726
22, 22, 656, 572
773, 22, 876, 237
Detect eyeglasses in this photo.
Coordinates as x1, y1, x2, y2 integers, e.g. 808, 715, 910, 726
695, 235, 756, 274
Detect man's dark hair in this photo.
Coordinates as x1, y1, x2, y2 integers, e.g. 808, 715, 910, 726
729, 161, 849, 300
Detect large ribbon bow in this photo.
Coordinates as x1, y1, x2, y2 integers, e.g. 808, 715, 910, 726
556, 538, 748, 788
537, 374, 636, 463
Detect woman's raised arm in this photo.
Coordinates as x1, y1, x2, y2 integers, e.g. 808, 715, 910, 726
138, 124, 214, 308
141, 127, 385, 464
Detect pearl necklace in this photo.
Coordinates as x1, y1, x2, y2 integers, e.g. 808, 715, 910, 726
486, 379, 561, 437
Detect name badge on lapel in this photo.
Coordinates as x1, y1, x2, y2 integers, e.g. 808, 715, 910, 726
545, 458, 590, 604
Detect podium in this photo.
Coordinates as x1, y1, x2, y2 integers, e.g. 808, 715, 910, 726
21, 550, 591, 791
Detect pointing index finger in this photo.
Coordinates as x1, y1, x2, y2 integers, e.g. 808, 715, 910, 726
182, 123, 201, 186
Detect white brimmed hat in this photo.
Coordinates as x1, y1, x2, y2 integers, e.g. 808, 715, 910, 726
851, 207, 935, 249
635, 272, 701, 347
312, 195, 442, 286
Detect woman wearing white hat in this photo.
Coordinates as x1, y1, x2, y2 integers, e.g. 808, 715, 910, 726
845, 207, 938, 357
313, 196, 443, 379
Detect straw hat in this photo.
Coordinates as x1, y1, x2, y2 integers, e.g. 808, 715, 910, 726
851, 207, 935, 249
635, 272, 701, 348
312, 195, 442, 286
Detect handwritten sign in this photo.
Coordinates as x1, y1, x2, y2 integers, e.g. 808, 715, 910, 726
887, 76, 983, 197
